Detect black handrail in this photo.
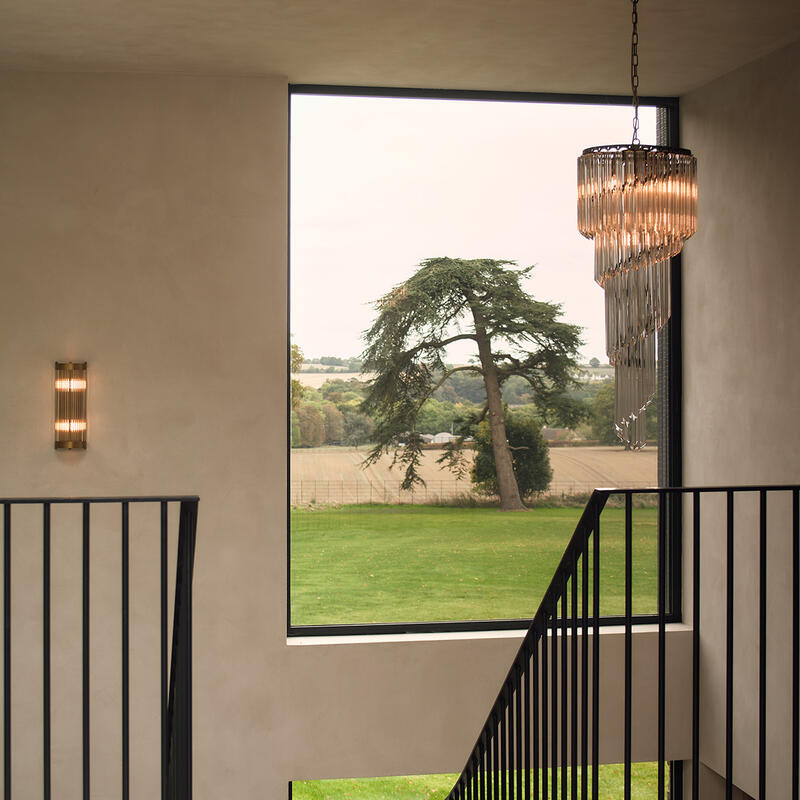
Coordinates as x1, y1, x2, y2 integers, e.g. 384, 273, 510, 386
0, 495, 199, 800
445, 485, 800, 800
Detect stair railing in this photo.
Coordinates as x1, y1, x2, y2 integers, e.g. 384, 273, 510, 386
444, 485, 800, 800
0, 495, 199, 800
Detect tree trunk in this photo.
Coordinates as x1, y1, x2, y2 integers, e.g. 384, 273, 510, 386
471, 306, 526, 511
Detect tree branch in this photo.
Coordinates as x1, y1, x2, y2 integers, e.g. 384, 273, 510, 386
424, 364, 484, 401
411, 333, 477, 353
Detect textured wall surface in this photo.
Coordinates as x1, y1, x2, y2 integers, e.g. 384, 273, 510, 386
681, 39, 800, 799
0, 71, 695, 797
0, 71, 526, 797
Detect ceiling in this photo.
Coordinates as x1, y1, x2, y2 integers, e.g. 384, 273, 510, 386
1, 0, 798, 96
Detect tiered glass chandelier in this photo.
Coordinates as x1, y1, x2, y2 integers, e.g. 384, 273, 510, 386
577, 0, 697, 449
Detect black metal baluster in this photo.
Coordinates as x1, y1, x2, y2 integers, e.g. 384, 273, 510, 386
571, 559, 577, 800
552, 603, 557, 800
481, 747, 485, 800
511, 684, 517, 800
759, 490, 767, 800
532, 639, 538, 800
484, 731, 488, 800
582, 530, 589, 800
542, 616, 548, 800
480, 739, 486, 800
658, 490, 666, 800
592, 505, 600, 800
562, 575, 567, 800
488, 725, 494, 800
4, 503, 10, 800
43, 504, 51, 800
624, 494, 632, 800
160, 502, 168, 800
471, 755, 476, 800
492, 709, 500, 800
173, 499, 197, 800
509, 688, 514, 800
500, 699, 506, 800
725, 491, 734, 800
522, 640, 536, 800
506, 688, 512, 800
83, 501, 90, 800
478, 738, 482, 800
793, 489, 799, 800
692, 491, 700, 800
510, 685, 516, 800
516, 663, 522, 800
122, 503, 130, 800
484, 736, 489, 800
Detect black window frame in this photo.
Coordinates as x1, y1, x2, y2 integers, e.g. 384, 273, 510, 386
286, 84, 683, 637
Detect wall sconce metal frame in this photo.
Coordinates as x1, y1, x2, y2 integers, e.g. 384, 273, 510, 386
54, 362, 87, 449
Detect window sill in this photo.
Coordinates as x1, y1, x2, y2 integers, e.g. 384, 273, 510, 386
286, 627, 528, 646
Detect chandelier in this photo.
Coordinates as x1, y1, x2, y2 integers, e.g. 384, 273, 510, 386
577, 0, 697, 449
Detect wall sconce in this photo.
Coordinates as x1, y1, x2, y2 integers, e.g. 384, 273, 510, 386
54, 362, 87, 450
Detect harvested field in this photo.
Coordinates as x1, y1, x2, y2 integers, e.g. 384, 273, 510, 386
290, 445, 657, 505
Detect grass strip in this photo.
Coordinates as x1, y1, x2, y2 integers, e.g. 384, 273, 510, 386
291, 505, 659, 626
293, 762, 667, 799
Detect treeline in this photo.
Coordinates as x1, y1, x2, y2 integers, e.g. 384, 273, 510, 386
291, 379, 375, 447
291, 373, 656, 448
299, 356, 364, 373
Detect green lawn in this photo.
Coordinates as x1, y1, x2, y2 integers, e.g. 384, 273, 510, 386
291, 505, 659, 626
293, 763, 667, 799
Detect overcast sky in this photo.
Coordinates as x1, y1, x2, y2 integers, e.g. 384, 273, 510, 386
290, 94, 656, 365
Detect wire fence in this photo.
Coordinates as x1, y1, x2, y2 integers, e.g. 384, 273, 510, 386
290, 479, 650, 507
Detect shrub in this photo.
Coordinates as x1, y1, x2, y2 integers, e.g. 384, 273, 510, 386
471, 410, 552, 500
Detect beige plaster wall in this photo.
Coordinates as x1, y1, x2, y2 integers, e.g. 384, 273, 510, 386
681, 39, 800, 799
0, 70, 528, 798
0, 71, 693, 797
0, 70, 293, 798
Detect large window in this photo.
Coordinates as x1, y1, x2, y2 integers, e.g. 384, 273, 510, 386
289, 87, 676, 633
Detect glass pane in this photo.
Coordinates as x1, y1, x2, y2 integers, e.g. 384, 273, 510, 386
290, 93, 659, 627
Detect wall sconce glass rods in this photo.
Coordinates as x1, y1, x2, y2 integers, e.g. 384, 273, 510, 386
54, 361, 87, 449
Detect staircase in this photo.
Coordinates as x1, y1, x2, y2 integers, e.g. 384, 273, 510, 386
444, 486, 800, 799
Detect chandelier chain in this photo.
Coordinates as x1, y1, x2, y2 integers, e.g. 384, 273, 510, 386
631, 0, 640, 145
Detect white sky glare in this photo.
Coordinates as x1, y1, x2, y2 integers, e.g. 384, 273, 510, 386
290, 94, 656, 364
